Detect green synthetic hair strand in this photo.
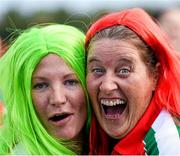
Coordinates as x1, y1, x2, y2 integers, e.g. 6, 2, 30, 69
0, 24, 91, 154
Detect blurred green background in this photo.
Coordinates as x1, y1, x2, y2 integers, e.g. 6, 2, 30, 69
0, 0, 180, 43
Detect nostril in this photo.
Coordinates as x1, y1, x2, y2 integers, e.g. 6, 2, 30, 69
99, 81, 118, 93
51, 102, 65, 107
50, 94, 67, 106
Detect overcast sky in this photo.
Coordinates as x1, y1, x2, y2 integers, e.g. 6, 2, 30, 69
0, 0, 180, 20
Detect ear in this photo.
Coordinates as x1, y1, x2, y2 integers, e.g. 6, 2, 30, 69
152, 62, 160, 91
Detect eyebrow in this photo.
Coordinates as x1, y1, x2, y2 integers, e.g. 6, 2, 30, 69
32, 76, 47, 81
33, 73, 77, 80
64, 73, 77, 79
87, 57, 101, 64
117, 58, 134, 64
88, 56, 134, 64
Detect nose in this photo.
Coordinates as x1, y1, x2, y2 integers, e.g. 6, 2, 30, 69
50, 86, 66, 107
100, 75, 118, 94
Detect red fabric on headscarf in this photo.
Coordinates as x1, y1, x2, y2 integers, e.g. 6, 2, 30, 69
86, 8, 180, 116
86, 8, 180, 154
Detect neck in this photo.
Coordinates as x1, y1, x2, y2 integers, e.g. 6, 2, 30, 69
71, 128, 87, 154
173, 116, 180, 126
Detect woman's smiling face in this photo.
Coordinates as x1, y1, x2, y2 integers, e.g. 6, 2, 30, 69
86, 38, 157, 139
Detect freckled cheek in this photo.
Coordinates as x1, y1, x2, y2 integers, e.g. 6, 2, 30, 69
126, 84, 150, 120
74, 87, 86, 104
75, 95, 87, 124
126, 85, 142, 103
32, 93, 47, 114
79, 100, 87, 118
87, 80, 100, 114
31, 94, 39, 109
122, 81, 142, 107
32, 98, 48, 128
86, 77, 99, 97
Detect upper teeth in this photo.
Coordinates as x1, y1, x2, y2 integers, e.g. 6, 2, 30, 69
101, 99, 125, 106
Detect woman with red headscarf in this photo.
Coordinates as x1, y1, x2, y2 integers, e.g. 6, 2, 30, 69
86, 8, 180, 155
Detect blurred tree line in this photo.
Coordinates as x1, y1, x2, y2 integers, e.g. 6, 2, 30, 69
0, 8, 158, 43
0, 8, 110, 43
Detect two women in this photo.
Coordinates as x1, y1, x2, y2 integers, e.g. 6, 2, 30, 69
1, 8, 180, 155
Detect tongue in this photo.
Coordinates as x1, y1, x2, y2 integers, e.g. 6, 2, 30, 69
106, 105, 125, 115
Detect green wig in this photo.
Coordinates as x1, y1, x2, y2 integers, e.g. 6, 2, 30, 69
0, 24, 91, 155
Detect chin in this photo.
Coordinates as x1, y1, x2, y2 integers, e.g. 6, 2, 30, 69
53, 131, 75, 141
104, 125, 128, 139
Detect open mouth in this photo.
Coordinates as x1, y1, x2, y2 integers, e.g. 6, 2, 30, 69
101, 99, 127, 119
49, 113, 70, 122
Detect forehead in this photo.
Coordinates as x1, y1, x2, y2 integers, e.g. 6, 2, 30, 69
88, 38, 142, 62
33, 54, 73, 76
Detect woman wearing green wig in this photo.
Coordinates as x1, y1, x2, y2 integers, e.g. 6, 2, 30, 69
0, 24, 91, 155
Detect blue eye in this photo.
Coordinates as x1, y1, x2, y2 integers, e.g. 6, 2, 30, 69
33, 82, 49, 90
92, 67, 104, 76
120, 69, 129, 74
118, 68, 130, 77
64, 79, 79, 86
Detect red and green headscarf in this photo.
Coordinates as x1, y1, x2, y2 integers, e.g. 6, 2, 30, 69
86, 8, 180, 154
